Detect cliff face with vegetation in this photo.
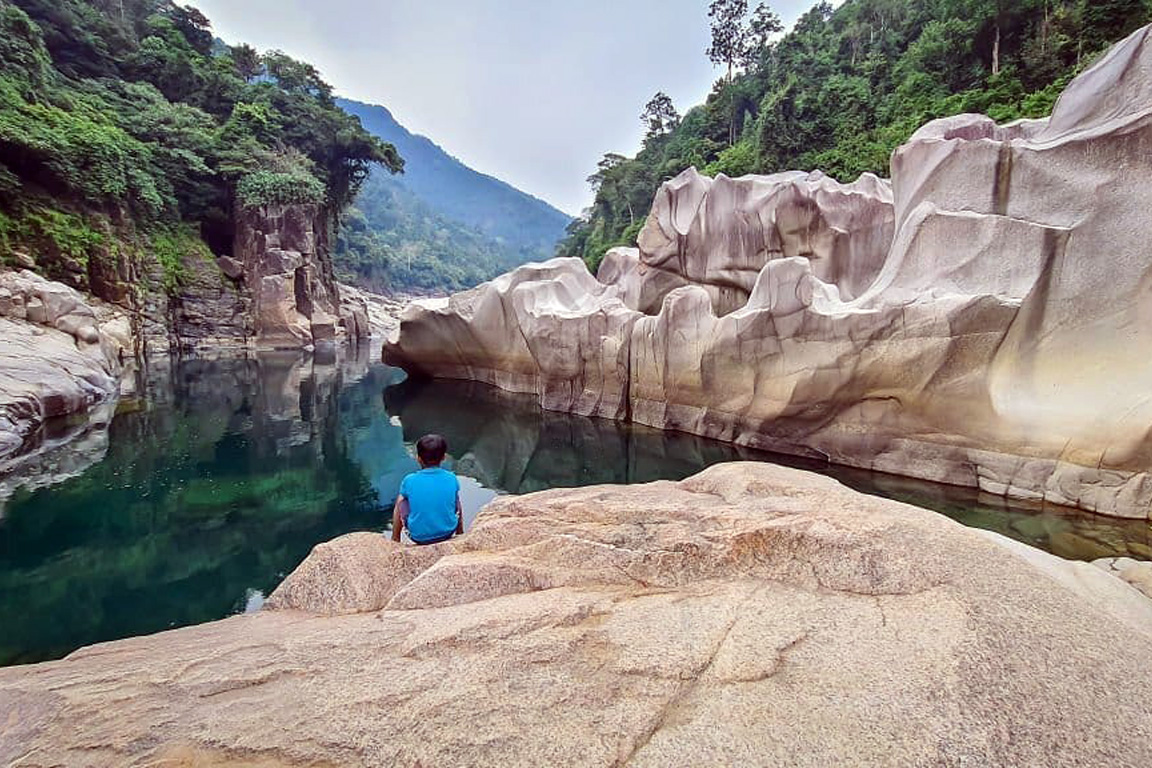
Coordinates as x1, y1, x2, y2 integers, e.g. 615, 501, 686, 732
0, 0, 400, 351
560, 0, 1152, 272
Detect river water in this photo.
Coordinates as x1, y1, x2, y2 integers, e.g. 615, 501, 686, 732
0, 346, 1148, 666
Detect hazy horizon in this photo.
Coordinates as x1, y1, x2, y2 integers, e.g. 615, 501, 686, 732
190, 0, 826, 217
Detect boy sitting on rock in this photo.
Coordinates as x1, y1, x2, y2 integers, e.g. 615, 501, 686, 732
391, 433, 464, 545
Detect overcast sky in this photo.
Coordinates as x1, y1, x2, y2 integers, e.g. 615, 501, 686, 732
190, 0, 825, 216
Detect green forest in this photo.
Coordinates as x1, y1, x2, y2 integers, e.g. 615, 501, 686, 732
334, 175, 563, 293
559, 0, 1152, 273
0, 0, 399, 295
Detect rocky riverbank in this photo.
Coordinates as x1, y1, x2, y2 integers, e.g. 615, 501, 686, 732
0, 261, 403, 501
385, 25, 1152, 521
1, 462, 1149, 766
0, 270, 128, 463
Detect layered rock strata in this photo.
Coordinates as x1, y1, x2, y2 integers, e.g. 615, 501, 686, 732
386, 25, 1152, 520
0, 270, 126, 462
1, 463, 1151, 766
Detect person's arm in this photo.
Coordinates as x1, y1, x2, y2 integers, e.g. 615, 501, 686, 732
455, 492, 464, 535
392, 495, 409, 542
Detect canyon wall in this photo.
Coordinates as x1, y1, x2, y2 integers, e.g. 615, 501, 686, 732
385, 24, 1152, 520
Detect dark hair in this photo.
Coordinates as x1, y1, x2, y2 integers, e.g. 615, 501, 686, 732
416, 433, 448, 465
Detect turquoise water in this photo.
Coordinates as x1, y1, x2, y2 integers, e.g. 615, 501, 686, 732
0, 348, 1148, 667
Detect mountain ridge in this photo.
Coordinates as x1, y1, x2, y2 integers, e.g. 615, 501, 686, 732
347, 101, 565, 217
333, 97, 571, 293
337, 98, 570, 250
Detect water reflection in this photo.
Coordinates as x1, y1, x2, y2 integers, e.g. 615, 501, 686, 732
382, 378, 759, 492
383, 377, 1152, 563
0, 348, 388, 666
0, 354, 1147, 668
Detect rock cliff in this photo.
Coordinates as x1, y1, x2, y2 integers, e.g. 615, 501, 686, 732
385, 24, 1152, 520
1, 463, 1150, 766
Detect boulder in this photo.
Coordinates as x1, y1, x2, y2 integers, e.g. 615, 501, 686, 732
384, 25, 1152, 520
309, 308, 337, 344
1094, 557, 1152, 600
266, 532, 454, 614
214, 255, 244, 281
0, 272, 124, 462
386, 258, 640, 419
1, 463, 1150, 766
338, 281, 406, 339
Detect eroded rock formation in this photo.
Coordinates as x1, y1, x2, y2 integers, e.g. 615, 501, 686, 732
0, 270, 125, 462
1, 463, 1150, 766
386, 25, 1152, 520
234, 203, 345, 349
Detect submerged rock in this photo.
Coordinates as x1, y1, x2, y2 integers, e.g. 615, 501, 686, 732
386, 25, 1152, 520
1, 463, 1150, 766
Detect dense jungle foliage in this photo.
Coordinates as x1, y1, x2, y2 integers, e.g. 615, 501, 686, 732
335, 176, 564, 293
0, 0, 400, 294
559, 0, 1152, 272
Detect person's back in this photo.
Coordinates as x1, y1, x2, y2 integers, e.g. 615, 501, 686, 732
392, 434, 462, 545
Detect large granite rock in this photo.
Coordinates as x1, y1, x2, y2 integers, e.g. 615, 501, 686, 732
389, 259, 640, 419
626, 169, 894, 315
1, 463, 1150, 766
0, 270, 124, 461
386, 25, 1152, 520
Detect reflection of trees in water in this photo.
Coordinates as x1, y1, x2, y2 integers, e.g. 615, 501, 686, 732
3, 359, 1148, 667
0, 348, 382, 667
384, 377, 1152, 563
383, 377, 760, 494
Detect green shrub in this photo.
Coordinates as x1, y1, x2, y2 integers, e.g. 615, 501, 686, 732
17, 208, 106, 269
150, 225, 211, 294
236, 170, 326, 209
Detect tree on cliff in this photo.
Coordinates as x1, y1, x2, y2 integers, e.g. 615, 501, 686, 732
0, 0, 402, 292
707, 0, 750, 81
743, 2, 784, 69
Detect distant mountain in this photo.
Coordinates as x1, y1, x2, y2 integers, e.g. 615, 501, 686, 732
334, 98, 571, 293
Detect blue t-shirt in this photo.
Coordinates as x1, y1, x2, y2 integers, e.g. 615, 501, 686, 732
400, 467, 460, 543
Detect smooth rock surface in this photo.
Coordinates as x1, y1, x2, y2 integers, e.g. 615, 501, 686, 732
385, 25, 1152, 520
387, 258, 640, 419
630, 168, 893, 315
1094, 556, 1152, 600
1, 463, 1150, 767
0, 270, 124, 461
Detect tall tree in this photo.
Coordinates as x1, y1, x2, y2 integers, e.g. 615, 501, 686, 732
707, 0, 750, 146
743, 2, 783, 69
640, 92, 681, 139
707, 0, 749, 81
230, 43, 263, 81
